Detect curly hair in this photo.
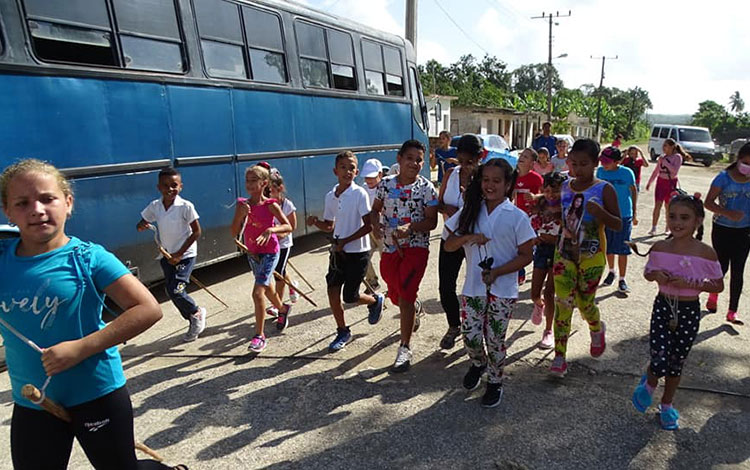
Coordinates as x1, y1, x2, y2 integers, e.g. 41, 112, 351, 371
1, 158, 73, 209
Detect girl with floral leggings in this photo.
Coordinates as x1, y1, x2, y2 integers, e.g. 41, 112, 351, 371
551, 139, 622, 377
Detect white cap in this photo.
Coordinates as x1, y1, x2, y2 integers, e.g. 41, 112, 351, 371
361, 158, 383, 178
389, 162, 400, 175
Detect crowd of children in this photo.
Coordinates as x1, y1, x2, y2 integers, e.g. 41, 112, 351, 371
1, 133, 746, 468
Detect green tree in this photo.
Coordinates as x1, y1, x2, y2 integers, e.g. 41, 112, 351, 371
511, 63, 563, 97
692, 100, 730, 132
729, 91, 745, 114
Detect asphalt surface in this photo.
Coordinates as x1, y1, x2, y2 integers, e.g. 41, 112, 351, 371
0, 162, 748, 469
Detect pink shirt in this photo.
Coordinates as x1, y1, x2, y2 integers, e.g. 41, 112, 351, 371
645, 251, 722, 297
241, 198, 280, 255
534, 161, 554, 175
648, 154, 682, 187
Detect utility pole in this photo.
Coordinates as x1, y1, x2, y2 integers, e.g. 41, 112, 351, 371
591, 54, 618, 141
532, 10, 571, 122
405, 0, 418, 58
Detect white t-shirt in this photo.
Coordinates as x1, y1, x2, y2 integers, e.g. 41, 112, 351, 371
441, 166, 464, 241
140, 195, 200, 258
364, 184, 378, 206
323, 182, 372, 253
445, 199, 536, 298
276, 198, 297, 250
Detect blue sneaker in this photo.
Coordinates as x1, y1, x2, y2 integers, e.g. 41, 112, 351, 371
631, 375, 653, 413
368, 293, 384, 324
658, 404, 680, 430
328, 328, 352, 352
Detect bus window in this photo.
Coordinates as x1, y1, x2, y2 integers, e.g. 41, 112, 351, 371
409, 66, 427, 131
327, 29, 356, 90
296, 22, 329, 88
242, 6, 287, 84
23, 0, 185, 72
383, 46, 403, 96
362, 39, 384, 95
194, 0, 246, 79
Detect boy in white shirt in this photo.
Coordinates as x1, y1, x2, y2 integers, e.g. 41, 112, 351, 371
137, 167, 206, 342
361, 158, 384, 292
307, 151, 385, 352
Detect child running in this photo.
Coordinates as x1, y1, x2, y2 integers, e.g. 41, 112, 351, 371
597, 146, 638, 293
307, 151, 384, 352
361, 158, 385, 293
646, 138, 689, 235
371, 140, 438, 372
551, 139, 622, 377
621, 145, 649, 192
230, 163, 292, 352
137, 167, 206, 342
266, 169, 299, 324
445, 158, 536, 407
437, 134, 482, 350
533, 147, 554, 175
0, 159, 183, 469
630, 195, 723, 430
704, 142, 750, 324
529, 172, 566, 349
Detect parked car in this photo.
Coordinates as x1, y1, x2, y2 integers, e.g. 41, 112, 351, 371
451, 134, 518, 167
554, 134, 575, 148
648, 124, 716, 166
0, 224, 19, 370
729, 138, 749, 160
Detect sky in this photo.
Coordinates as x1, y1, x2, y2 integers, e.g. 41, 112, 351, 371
302, 0, 750, 115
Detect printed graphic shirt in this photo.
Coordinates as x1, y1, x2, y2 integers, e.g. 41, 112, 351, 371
559, 180, 608, 261
0, 237, 130, 409
376, 174, 438, 253
514, 171, 544, 214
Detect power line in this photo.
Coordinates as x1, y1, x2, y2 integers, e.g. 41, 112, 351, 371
432, 0, 491, 56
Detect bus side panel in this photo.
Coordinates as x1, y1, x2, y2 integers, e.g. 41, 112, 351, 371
235, 158, 306, 241
168, 86, 235, 157
301, 154, 336, 235
0, 75, 172, 167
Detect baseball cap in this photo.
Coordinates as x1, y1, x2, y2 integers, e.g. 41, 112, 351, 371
361, 158, 383, 178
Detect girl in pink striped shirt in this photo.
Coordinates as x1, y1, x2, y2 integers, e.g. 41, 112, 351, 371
646, 138, 690, 235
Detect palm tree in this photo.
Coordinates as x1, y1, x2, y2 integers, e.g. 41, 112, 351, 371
729, 91, 745, 113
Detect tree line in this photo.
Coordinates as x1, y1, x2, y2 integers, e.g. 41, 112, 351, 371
691, 92, 750, 144
419, 54, 653, 142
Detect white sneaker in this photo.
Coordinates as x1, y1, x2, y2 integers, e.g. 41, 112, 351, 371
391, 345, 412, 373
289, 281, 300, 303
266, 306, 279, 318
647, 226, 657, 236
184, 307, 206, 342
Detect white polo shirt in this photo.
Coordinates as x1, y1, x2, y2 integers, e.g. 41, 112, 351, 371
446, 198, 536, 299
323, 182, 372, 253
140, 195, 200, 258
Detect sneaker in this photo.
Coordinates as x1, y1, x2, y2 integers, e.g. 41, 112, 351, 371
265, 306, 279, 318
706, 293, 718, 313
618, 279, 631, 293
413, 299, 424, 332
328, 328, 352, 352
368, 293, 384, 325
184, 307, 206, 342
658, 404, 680, 430
249, 334, 267, 352
647, 226, 657, 236
440, 326, 462, 350
288, 281, 300, 303
539, 329, 554, 350
391, 345, 412, 373
590, 321, 606, 357
463, 364, 486, 390
727, 310, 741, 324
549, 354, 568, 377
601, 271, 616, 287
531, 302, 544, 325
481, 383, 504, 408
276, 309, 289, 331
631, 375, 653, 413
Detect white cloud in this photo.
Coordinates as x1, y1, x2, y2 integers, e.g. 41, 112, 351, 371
419, 39, 451, 64
322, 0, 402, 36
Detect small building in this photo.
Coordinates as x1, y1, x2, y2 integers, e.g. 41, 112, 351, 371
426, 95, 457, 137
567, 112, 594, 139
450, 105, 545, 149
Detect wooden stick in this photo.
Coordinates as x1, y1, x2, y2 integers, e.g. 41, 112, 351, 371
234, 239, 318, 307
158, 246, 229, 309
21, 384, 164, 461
286, 260, 315, 292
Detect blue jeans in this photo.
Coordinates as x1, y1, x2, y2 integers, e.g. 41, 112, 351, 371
160, 256, 199, 320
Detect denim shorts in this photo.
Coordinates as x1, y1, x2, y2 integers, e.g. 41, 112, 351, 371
533, 243, 556, 270
605, 217, 633, 255
247, 252, 280, 286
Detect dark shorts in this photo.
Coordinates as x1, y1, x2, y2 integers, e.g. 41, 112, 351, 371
326, 251, 369, 303
274, 247, 290, 276
533, 243, 556, 270
605, 217, 633, 255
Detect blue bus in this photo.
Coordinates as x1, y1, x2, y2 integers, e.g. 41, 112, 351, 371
0, 0, 430, 283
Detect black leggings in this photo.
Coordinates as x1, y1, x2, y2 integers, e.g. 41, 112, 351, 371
438, 239, 465, 328
649, 295, 700, 378
11, 386, 170, 470
711, 223, 750, 311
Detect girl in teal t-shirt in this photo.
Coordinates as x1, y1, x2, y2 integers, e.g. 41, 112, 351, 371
0, 159, 181, 469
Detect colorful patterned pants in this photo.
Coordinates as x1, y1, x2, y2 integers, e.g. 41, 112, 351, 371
460, 295, 515, 384
552, 250, 605, 356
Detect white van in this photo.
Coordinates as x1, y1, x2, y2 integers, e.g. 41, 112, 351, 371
648, 124, 716, 166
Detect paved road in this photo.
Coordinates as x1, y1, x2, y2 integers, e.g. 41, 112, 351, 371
0, 162, 748, 469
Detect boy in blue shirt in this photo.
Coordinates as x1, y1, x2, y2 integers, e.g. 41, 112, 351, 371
596, 146, 637, 292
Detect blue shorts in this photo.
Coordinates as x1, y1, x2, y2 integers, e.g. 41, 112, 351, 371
605, 217, 633, 255
247, 252, 280, 286
533, 243, 556, 270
